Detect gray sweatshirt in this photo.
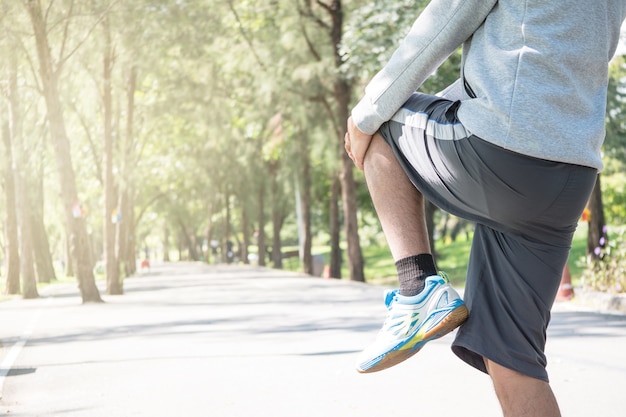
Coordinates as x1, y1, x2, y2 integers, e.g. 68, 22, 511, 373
351, 0, 626, 171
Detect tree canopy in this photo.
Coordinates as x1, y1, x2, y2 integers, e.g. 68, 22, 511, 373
1, 0, 625, 299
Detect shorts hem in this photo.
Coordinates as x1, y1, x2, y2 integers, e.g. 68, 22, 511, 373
451, 342, 550, 383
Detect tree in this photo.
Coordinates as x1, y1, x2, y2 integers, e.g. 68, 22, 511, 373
101, 11, 121, 294
602, 55, 626, 223
341, 0, 461, 260
297, 127, 314, 275
24, 0, 102, 303
1, 121, 21, 295
119, 65, 139, 275
583, 53, 626, 262
6, 46, 39, 299
298, 0, 365, 281
29, 156, 57, 284
583, 54, 626, 261
586, 176, 608, 261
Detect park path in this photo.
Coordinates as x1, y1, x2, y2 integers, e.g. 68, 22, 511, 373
1, 262, 625, 417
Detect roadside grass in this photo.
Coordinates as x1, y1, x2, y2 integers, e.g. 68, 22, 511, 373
306, 222, 589, 289
0, 223, 590, 301
0, 268, 82, 302
360, 234, 473, 288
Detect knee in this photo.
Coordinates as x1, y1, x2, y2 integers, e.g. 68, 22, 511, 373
485, 358, 533, 403
484, 358, 560, 416
363, 133, 396, 174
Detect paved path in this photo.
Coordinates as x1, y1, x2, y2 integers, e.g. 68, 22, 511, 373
1, 262, 625, 416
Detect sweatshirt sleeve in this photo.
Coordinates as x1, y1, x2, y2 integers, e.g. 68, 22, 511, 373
351, 0, 498, 134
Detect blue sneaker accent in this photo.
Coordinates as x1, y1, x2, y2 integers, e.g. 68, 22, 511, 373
356, 272, 468, 373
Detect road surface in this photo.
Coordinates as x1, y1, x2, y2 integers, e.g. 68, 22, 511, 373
1, 262, 625, 416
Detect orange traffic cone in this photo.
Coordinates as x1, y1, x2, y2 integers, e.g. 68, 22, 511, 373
556, 264, 574, 301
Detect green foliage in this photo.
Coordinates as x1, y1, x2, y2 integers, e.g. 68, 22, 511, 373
602, 171, 626, 224
581, 227, 626, 293
303, 228, 587, 290
341, 0, 429, 82
421, 50, 463, 94
605, 55, 626, 162
602, 55, 626, 227
2, 0, 623, 288
341, 0, 461, 95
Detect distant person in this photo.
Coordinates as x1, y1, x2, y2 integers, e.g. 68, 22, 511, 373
226, 240, 234, 263
140, 258, 150, 271
211, 240, 219, 264
344, 1, 626, 415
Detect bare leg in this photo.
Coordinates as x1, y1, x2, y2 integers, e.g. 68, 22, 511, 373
355, 133, 468, 374
485, 359, 561, 417
363, 133, 431, 261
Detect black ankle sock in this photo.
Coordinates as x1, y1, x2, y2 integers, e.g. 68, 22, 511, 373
396, 254, 437, 296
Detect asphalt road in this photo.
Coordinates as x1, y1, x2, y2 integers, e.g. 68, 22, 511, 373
1, 262, 625, 417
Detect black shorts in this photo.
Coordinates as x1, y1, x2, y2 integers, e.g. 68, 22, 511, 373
378, 92, 597, 382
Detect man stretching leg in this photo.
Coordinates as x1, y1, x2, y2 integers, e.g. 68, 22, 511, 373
345, 0, 626, 415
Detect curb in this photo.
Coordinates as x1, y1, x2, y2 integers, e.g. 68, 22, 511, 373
555, 288, 626, 315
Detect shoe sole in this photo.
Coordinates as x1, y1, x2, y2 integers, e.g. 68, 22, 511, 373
357, 303, 469, 373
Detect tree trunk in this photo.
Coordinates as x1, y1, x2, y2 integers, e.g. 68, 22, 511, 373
7, 53, 38, 299
337, 101, 365, 281
192, 234, 200, 261
178, 217, 199, 261
123, 186, 137, 274
339, 152, 365, 282
177, 232, 183, 260
163, 225, 171, 262
205, 202, 214, 263
102, 14, 121, 294
329, 1, 364, 282
31, 154, 56, 283
26, 0, 102, 303
449, 216, 467, 243
223, 192, 232, 263
271, 207, 283, 269
329, 175, 341, 279
257, 185, 267, 266
241, 206, 250, 265
300, 135, 313, 275
425, 200, 437, 258
15, 176, 38, 299
117, 66, 137, 276
269, 163, 283, 269
30, 201, 57, 284
1, 122, 21, 295
586, 174, 607, 261
65, 235, 74, 277
116, 186, 131, 276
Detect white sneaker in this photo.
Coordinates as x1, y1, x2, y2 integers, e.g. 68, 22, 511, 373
356, 273, 468, 373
